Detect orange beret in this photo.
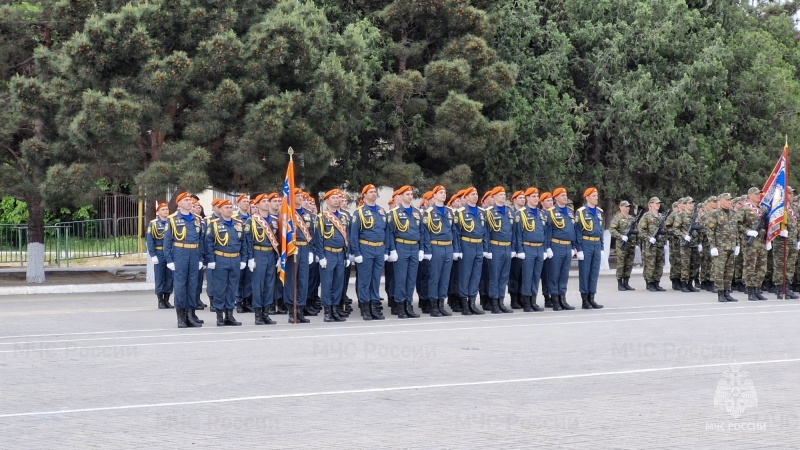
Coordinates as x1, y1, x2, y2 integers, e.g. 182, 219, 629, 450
236, 194, 249, 204
174, 192, 190, 204
540, 192, 552, 201
481, 191, 492, 204
432, 185, 446, 195
388, 198, 395, 207
524, 187, 539, 197
552, 187, 566, 198
191, 198, 200, 205
511, 190, 525, 200
211, 198, 223, 207
253, 193, 269, 204
156, 202, 168, 212
491, 186, 506, 196
463, 187, 477, 197
292, 188, 303, 195
218, 199, 232, 207
361, 184, 376, 196
583, 187, 597, 198
395, 185, 412, 197
422, 191, 434, 201
267, 192, 279, 201
323, 189, 341, 200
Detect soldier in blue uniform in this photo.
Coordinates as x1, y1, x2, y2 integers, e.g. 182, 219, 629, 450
416, 191, 433, 314
484, 186, 515, 314
284, 188, 314, 324
304, 192, 322, 316
446, 191, 465, 312
164, 192, 205, 328
246, 193, 279, 325
190, 197, 208, 311
575, 187, 604, 309
265, 193, 287, 315
478, 191, 494, 311
512, 187, 546, 312
313, 189, 349, 323
538, 192, 554, 307
350, 184, 391, 321
544, 187, 577, 311
205, 199, 245, 326
421, 185, 458, 317
388, 185, 422, 319
508, 190, 527, 309
337, 197, 354, 317
233, 194, 254, 314
205, 199, 222, 312
147, 202, 174, 309
454, 187, 488, 315
385, 196, 398, 315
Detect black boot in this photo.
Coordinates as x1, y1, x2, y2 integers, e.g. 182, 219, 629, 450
530, 295, 544, 312
197, 298, 207, 309
480, 294, 490, 311
672, 278, 681, 291
209, 297, 217, 312
624, 278, 635, 291
469, 296, 485, 315
497, 297, 513, 313
255, 307, 267, 325
244, 296, 255, 313
276, 302, 288, 314
552, 294, 563, 311
224, 309, 241, 326
718, 291, 727, 302
158, 294, 167, 309
396, 301, 409, 319
544, 294, 553, 308
331, 305, 346, 322
510, 293, 522, 310
589, 293, 603, 309
235, 302, 244, 314
686, 281, 700, 292
388, 298, 397, 315
654, 281, 666, 292
489, 298, 501, 314
163, 293, 174, 308
288, 306, 310, 323
216, 310, 225, 326
681, 281, 692, 293
460, 298, 472, 316
617, 279, 626, 291
420, 299, 430, 314
450, 294, 463, 313
323, 306, 334, 323
559, 295, 575, 310
581, 293, 591, 309
438, 299, 452, 316
646, 281, 657, 292
189, 308, 204, 325
370, 302, 385, 320
404, 302, 420, 318
754, 288, 768, 301
430, 300, 443, 317
360, 302, 372, 321
694, 278, 702, 290
786, 289, 800, 300
747, 287, 759, 301
184, 309, 201, 327
709, 284, 717, 293
724, 290, 738, 302
261, 307, 277, 325
176, 308, 187, 328
521, 295, 534, 312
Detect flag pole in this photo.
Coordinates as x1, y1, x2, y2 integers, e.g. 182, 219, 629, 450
289, 147, 298, 325
783, 136, 789, 298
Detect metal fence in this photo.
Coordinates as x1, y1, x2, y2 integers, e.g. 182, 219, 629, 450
0, 217, 146, 267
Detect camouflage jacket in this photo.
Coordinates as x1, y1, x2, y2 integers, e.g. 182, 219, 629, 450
638, 211, 667, 247
609, 212, 636, 247
705, 208, 739, 251
734, 202, 767, 246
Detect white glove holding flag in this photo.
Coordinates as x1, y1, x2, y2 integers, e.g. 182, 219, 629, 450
424, 253, 432, 261
309, 253, 314, 265
780, 230, 789, 237
199, 262, 204, 270
697, 244, 702, 252
483, 252, 493, 260
453, 253, 461, 260
511, 252, 517, 258
648, 237, 656, 245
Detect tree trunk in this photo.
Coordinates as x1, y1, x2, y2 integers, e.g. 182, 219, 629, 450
26, 197, 46, 283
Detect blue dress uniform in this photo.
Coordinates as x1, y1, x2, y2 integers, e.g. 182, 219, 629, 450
269, 212, 286, 314
350, 203, 390, 320
204, 214, 219, 312
146, 216, 173, 309
313, 210, 349, 322
544, 204, 577, 311
388, 204, 423, 318
164, 209, 205, 327
575, 204, 605, 309
513, 206, 546, 312
421, 204, 458, 316
485, 203, 515, 313
233, 210, 253, 313
454, 202, 488, 315
284, 208, 314, 320
246, 214, 280, 324
206, 217, 246, 326
338, 209, 354, 314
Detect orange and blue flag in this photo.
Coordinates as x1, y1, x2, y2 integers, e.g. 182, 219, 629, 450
279, 156, 297, 283
760, 143, 789, 243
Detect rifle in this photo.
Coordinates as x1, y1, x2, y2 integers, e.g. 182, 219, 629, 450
683, 204, 701, 247
747, 207, 769, 245
620, 208, 644, 250
648, 208, 671, 250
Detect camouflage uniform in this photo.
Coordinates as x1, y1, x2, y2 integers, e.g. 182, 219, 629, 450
674, 200, 701, 291
698, 198, 716, 290
664, 202, 682, 285
733, 197, 745, 289
735, 198, 768, 292
772, 192, 799, 299
608, 206, 637, 283
638, 198, 667, 290
705, 197, 738, 300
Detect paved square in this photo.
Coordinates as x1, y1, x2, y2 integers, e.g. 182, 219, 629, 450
1, 276, 799, 449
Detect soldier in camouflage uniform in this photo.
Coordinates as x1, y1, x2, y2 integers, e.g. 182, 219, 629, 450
675, 197, 702, 292
794, 196, 800, 292
735, 187, 769, 301
732, 196, 746, 292
664, 200, 683, 290
699, 197, 718, 291
705, 193, 740, 302
608, 200, 637, 291
638, 197, 667, 291
771, 187, 800, 299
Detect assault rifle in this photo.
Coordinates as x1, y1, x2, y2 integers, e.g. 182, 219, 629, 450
648, 208, 671, 250
747, 207, 769, 245
620, 208, 644, 251
683, 204, 701, 247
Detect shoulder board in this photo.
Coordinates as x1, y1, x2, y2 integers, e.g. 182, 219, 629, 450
168, 212, 178, 218
547, 206, 555, 211
597, 207, 603, 212
150, 218, 159, 223
233, 218, 242, 223
485, 205, 494, 211
478, 207, 486, 212
425, 207, 433, 213
577, 206, 586, 212
210, 218, 220, 222
456, 207, 465, 212
389, 206, 399, 212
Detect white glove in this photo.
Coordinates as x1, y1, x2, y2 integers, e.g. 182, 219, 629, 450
207, 262, 216, 270
239, 261, 246, 270
697, 244, 703, 252
648, 237, 656, 245
166, 262, 175, 270
734, 246, 740, 256
621, 235, 628, 242
483, 252, 493, 260
345, 258, 351, 267
424, 253, 432, 261
199, 261, 204, 270
572, 249, 578, 258
276, 259, 281, 269
511, 252, 517, 258
319, 258, 328, 269
710, 247, 719, 257
151, 255, 159, 264
384, 254, 389, 262
780, 230, 789, 237
389, 250, 398, 262
683, 235, 691, 242
452, 253, 460, 260
309, 253, 314, 265
315, 255, 320, 263
540, 252, 546, 260
746, 229, 758, 237
577, 251, 585, 260
247, 258, 255, 271
796, 242, 800, 250
546, 248, 554, 259
766, 241, 772, 251
348, 254, 354, 265
418, 250, 425, 262
517, 252, 526, 260
354, 255, 364, 264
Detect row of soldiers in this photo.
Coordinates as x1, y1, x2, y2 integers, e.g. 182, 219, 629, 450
609, 187, 800, 302
147, 185, 609, 328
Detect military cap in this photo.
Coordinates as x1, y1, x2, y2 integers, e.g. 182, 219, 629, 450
788, 186, 796, 195
648, 197, 661, 204
718, 193, 732, 200
684, 196, 694, 203
748, 187, 761, 195
619, 200, 631, 207
707, 196, 718, 202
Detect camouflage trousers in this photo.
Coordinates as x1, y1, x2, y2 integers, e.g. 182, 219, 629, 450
712, 250, 735, 291
642, 245, 665, 282
700, 244, 712, 282
668, 239, 681, 279
742, 244, 768, 287
680, 245, 700, 283
615, 243, 636, 278
734, 252, 744, 282
772, 238, 798, 286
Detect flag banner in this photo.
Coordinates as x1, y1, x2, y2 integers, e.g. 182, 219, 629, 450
760, 145, 789, 243
279, 156, 297, 283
